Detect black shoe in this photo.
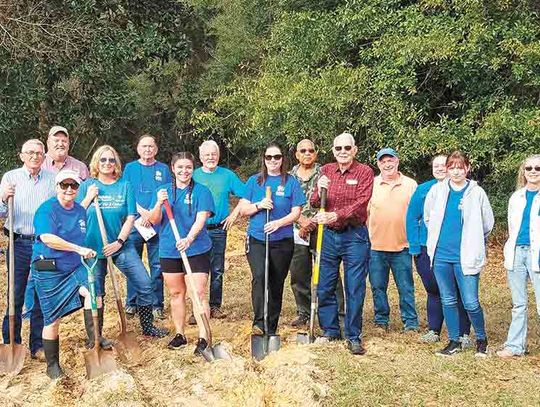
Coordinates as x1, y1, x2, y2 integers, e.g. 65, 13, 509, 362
290, 315, 309, 327
43, 338, 65, 379
187, 314, 197, 325
210, 307, 227, 319
125, 306, 137, 319
194, 338, 208, 356
168, 334, 188, 350
83, 308, 114, 350
475, 338, 488, 357
346, 340, 366, 355
138, 305, 169, 338
436, 340, 461, 356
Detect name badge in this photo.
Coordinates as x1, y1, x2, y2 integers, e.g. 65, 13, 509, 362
346, 179, 358, 185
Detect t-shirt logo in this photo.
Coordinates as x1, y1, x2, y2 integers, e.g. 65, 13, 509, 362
79, 219, 86, 233
155, 171, 163, 182
276, 185, 285, 197
184, 196, 192, 204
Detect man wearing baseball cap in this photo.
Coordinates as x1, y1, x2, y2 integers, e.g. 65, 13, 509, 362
368, 147, 419, 333
42, 126, 90, 180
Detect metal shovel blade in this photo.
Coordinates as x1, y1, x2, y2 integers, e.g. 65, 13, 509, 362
251, 334, 281, 361
210, 343, 232, 361
296, 332, 311, 345
115, 331, 141, 364
84, 347, 117, 379
0, 343, 26, 375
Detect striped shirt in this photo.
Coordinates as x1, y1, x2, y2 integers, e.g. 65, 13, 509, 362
0, 167, 56, 235
42, 154, 90, 180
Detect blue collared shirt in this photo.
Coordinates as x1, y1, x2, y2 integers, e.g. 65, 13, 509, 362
0, 167, 56, 235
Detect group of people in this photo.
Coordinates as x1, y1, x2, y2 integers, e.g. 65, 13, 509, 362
0, 127, 538, 379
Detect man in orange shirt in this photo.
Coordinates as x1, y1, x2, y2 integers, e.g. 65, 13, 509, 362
368, 148, 418, 332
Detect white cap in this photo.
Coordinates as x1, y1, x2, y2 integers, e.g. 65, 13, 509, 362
55, 169, 81, 185
48, 126, 69, 138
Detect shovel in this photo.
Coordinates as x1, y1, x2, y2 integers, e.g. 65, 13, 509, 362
93, 198, 141, 363
0, 197, 26, 375
81, 256, 117, 379
251, 186, 281, 361
163, 199, 231, 362
297, 187, 327, 344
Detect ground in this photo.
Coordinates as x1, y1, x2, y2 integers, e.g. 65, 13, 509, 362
0, 223, 540, 406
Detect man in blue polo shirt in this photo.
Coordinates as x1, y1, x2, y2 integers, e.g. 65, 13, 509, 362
122, 135, 172, 319
192, 140, 246, 321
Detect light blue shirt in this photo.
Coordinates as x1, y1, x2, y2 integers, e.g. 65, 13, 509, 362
0, 167, 56, 235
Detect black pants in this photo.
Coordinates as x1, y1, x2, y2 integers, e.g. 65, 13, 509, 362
247, 236, 294, 334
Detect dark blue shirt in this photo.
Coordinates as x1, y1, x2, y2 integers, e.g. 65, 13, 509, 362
516, 190, 537, 246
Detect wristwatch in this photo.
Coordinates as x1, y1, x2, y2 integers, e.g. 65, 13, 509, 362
116, 238, 125, 246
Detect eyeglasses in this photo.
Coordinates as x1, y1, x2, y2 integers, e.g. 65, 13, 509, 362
265, 154, 283, 161
334, 145, 353, 151
525, 166, 540, 172
58, 181, 80, 190
22, 151, 44, 157
99, 157, 116, 164
299, 148, 315, 154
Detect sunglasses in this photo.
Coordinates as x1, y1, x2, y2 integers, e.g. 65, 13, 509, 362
334, 145, 353, 151
265, 154, 283, 161
58, 181, 80, 190
99, 157, 116, 164
525, 166, 540, 172
299, 148, 315, 154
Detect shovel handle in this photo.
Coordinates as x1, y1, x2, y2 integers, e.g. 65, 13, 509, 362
7, 197, 14, 318
312, 187, 326, 287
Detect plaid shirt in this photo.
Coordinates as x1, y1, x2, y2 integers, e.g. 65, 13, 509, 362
311, 161, 374, 230
289, 163, 321, 230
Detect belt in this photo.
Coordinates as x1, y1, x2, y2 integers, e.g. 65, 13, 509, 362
327, 223, 364, 233
206, 224, 223, 230
3, 228, 35, 241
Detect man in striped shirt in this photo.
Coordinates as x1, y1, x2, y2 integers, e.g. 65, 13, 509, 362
0, 139, 56, 359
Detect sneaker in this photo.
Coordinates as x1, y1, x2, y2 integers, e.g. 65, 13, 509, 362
346, 340, 366, 355
194, 338, 208, 356
187, 314, 197, 325
459, 334, 474, 350
314, 335, 341, 344
420, 330, 440, 343
168, 334, 187, 350
290, 315, 309, 327
210, 307, 227, 319
153, 309, 165, 320
125, 306, 136, 319
403, 326, 419, 334
496, 348, 519, 358
252, 325, 264, 335
475, 338, 488, 357
436, 340, 461, 356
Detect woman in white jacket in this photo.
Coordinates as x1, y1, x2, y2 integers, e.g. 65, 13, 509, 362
424, 151, 494, 357
497, 155, 540, 358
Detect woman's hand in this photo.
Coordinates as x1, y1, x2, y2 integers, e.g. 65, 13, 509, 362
157, 189, 168, 204
258, 197, 273, 211
264, 220, 282, 234
176, 236, 193, 252
78, 247, 96, 259
102, 241, 122, 257
86, 184, 99, 201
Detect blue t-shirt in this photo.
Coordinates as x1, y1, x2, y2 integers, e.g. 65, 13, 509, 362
243, 173, 306, 241
516, 189, 537, 246
435, 182, 469, 263
193, 166, 246, 225
32, 197, 87, 273
77, 178, 137, 259
122, 160, 172, 210
153, 183, 215, 258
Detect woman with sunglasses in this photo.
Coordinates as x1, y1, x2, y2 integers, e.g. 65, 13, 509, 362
31, 170, 96, 379
497, 155, 540, 358
424, 151, 494, 357
77, 145, 168, 345
239, 143, 305, 335
147, 152, 215, 354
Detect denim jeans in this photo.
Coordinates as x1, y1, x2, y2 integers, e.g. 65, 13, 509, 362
415, 246, 470, 335
318, 225, 370, 341
95, 243, 153, 307
126, 229, 163, 310
208, 228, 227, 309
2, 238, 43, 354
433, 259, 486, 341
369, 249, 418, 329
504, 245, 540, 355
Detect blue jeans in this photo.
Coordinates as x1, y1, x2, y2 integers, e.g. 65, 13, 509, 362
126, 229, 163, 310
95, 244, 153, 307
369, 249, 418, 329
318, 225, 370, 341
504, 246, 540, 355
433, 259, 486, 341
208, 228, 227, 309
415, 246, 470, 335
2, 238, 43, 354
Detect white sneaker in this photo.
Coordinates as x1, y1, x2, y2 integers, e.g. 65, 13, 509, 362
459, 334, 474, 350
420, 330, 440, 343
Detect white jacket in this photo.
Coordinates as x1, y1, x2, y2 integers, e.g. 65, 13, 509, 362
424, 179, 494, 275
503, 188, 540, 271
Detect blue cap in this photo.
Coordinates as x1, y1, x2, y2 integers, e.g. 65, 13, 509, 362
376, 148, 398, 161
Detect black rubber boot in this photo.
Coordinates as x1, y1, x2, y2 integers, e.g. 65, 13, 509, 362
43, 338, 65, 379
84, 308, 114, 350
138, 305, 169, 338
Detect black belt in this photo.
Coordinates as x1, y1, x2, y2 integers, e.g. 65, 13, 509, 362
327, 223, 364, 233
206, 223, 223, 230
3, 228, 35, 241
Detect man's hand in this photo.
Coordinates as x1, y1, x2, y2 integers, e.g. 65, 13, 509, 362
1, 183, 15, 203
317, 175, 330, 194
313, 211, 338, 225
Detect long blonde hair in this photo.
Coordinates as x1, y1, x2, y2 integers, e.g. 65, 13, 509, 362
89, 145, 123, 179
516, 154, 540, 189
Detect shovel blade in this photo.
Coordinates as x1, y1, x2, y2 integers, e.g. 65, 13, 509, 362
268, 335, 281, 353
251, 334, 267, 361
211, 343, 232, 361
115, 332, 141, 364
296, 332, 310, 345
85, 348, 117, 379
0, 343, 26, 376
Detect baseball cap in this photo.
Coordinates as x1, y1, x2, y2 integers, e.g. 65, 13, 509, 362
376, 148, 398, 161
55, 169, 81, 185
48, 126, 69, 138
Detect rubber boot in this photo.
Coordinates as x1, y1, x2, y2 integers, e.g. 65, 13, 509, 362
84, 308, 114, 350
138, 305, 169, 338
43, 338, 65, 379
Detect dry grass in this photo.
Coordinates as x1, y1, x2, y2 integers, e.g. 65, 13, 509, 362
0, 222, 539, 406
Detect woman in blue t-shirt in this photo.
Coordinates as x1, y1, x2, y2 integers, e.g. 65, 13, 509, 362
32, 170, 96, 379
498, 154, 540, 358
78, 145, 168, 343
239, 143, 306, 335
424, 151, 494, 357
147, 152, 215, 354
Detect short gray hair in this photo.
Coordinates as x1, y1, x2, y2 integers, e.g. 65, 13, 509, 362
21, 139, 45, 152
333, 132, 355, 146
199, 140, 220, 155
